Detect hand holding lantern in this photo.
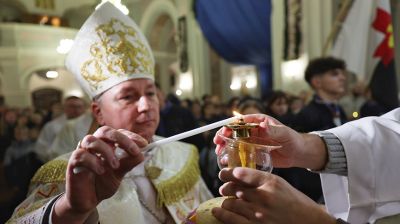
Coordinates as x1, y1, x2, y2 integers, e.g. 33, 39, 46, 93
184, 116, 281, 224
217, 117, 279, 172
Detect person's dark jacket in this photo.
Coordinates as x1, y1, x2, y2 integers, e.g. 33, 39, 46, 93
293, 95, 347, 132
156, 101, 205, 150
274, 95, 347, 203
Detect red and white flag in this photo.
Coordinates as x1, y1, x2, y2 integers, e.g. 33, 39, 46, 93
332, 0, 398, 110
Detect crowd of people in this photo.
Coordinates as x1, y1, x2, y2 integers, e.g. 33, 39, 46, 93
0, 96, 87, 222
1, 3, 397, 224
0, 61, 392, 224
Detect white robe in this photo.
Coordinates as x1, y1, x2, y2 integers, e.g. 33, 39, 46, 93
7, 137, 213, 224
34, 114, 67, 162
48, 112, 93, 160
321, 108, 400, 224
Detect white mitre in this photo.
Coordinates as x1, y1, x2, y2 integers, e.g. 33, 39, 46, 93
65, 2, 154, 98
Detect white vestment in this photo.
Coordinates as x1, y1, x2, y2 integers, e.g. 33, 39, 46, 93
321, 108, 400, 224
48, 112, 93, 160
34, 114, 67, 162
7, 137, 213, 224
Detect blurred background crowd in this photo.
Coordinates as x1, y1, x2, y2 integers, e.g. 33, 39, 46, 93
0, 71, 389, 221
1, 0, 400, 223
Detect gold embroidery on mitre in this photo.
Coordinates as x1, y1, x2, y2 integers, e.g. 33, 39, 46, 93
80, 18, 154, 90
30, 160, 67, 185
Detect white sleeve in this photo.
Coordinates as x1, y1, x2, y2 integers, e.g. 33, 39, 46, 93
321, 108, 400, 223
34, 124, 53, 162
48, 123, 78, 161
47, 195, 99, 224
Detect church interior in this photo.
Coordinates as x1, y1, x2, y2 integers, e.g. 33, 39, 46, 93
1, 0, 400, 223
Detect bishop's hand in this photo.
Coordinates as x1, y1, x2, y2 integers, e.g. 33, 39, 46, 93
53, 126, 147, 223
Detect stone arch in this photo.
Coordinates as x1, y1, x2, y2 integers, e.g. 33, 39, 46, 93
21, 64, 85, 107
20, 62, 65, 89
140, 0, 178, 37
140, 1, 178, 94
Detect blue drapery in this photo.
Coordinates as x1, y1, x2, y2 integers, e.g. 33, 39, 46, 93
195, 0, 273, 95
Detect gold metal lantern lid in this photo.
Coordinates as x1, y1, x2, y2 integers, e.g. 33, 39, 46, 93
225, 117, 258, 139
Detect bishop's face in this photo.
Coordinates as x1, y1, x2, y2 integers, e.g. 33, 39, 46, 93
92, 78, 160, 142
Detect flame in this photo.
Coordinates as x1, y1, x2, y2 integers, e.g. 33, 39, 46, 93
232, 111, 242, 117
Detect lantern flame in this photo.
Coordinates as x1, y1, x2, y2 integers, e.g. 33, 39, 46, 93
232, 111, 242, 117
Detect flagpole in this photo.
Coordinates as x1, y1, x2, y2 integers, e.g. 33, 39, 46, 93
322, 0, 354, 56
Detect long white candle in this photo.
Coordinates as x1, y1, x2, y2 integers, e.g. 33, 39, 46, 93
74, 116, 238, 174
114, 116, 238, 159
144, 116, 238, 151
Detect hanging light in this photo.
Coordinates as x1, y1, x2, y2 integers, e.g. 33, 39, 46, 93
175, 89, 182, 96
56, 39, 74, 54
46, 71, 59, 79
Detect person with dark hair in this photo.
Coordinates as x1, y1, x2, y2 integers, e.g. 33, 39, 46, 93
191, 99, 202, 121
155, 88, 205, 151
197, 101, 223, 196
200, 97, 265, 197
289, 96, 304, 115
0, 95, 5, 106
297, 56, 348, 132
165, 93, 181, 106
181, 98, 193, 109
289, 56, 348, 203
0, 109, 18, 161
225, 96, 240, 117
360, 86, 387, 117
3, 125, 42, 221
237, 97, 265, 115
202, 94, 211, 105
304, 56, 346, 84
34, 96, 87, 162
265, 91, 293, 125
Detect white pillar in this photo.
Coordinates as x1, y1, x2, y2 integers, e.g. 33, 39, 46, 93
186, 9, 211, 99
271, 0, 285, 90
303, 0, 332, 58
